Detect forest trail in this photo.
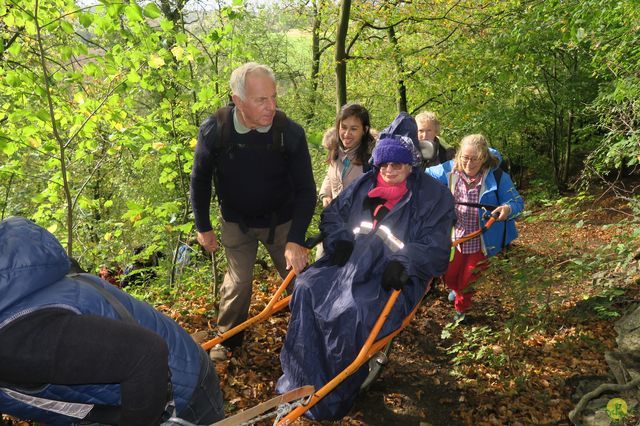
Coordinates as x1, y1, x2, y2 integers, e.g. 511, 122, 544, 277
203, 188, 638, 426
1, 191, 636, 426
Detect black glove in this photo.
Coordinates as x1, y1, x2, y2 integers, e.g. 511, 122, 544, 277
381, 260, 409, 291
331, 240, 354, 266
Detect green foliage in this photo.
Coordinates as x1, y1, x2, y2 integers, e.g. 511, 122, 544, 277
0, 0, 246, 268
446, 325, 507, 369
1, 0, 638, 313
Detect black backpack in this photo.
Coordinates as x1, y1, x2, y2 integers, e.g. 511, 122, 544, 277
437, 138, 455, 165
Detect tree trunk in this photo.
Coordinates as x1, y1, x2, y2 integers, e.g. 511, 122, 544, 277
1, 173, 14, 221
305, 0, 322, 124
387, 25, 407, 112
550, 114, 560, 189
563, 110, 574, 184
556, 112, 565, 190
335, 0, 351, 110
34, 2, 74, 256
561, 52, 578, 185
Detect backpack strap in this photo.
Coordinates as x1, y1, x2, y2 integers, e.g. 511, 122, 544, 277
214, 105, 234, 152
492, 167, 508, 250
209, 106, 234, 204
271, 109, 287, 153
215, 106, 288, 153
68, 273, 136, 324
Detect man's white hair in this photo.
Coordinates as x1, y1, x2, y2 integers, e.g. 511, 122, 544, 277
230, 62, 276, 100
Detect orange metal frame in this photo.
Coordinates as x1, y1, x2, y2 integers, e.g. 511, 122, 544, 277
451, 216, 496, 248
201, 270, 295, 351
201, 268, 430, 424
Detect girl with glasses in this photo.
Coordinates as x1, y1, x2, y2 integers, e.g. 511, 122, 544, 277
427, 134, 524, 322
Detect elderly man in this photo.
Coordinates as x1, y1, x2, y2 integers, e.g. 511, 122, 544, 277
190, 62, 316, 360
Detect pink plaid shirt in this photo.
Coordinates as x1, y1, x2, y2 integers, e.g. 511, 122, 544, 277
453, 170, 482, 253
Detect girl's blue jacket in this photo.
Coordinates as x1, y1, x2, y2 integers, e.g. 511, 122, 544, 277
426, 153, 524, 257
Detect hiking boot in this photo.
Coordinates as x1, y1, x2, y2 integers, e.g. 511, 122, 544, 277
448, 290, 457, 302
209, 344, 231, 361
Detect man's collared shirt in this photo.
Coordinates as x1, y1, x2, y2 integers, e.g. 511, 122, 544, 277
233, 108, 272, 134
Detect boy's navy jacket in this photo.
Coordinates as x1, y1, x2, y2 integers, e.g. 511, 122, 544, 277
0, 217, 205, 425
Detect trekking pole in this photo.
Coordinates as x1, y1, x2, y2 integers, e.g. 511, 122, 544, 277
211, 251, 218, 298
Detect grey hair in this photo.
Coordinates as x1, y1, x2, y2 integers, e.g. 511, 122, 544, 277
229, 62, 276, 101
454, 133, 499, 172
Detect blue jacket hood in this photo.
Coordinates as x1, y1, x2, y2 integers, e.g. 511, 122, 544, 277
0, 217, 71, 315
489, 147, 503, 168
379, 112, 419, 149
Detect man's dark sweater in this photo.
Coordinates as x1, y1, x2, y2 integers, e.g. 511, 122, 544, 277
190, 109, 316, 246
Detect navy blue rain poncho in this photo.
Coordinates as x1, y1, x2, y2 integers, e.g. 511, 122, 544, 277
276, 167, 455, 420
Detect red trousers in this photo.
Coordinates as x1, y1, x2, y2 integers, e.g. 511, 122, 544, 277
444, 250, 488, 314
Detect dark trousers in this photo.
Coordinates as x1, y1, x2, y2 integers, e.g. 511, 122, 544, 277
0, 309, 169, 426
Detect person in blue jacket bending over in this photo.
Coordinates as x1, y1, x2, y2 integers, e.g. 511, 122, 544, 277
427, 134, 524, 322
0, 217, 224, 426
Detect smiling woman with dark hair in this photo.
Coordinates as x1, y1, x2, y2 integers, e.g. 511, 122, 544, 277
276, 114, 456, 421
319, 103, 376, 209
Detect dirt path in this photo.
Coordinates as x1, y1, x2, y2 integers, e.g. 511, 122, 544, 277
208, 191, 638, 426
2, 192, 634, 426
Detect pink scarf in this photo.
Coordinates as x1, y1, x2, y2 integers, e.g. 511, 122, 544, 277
367, 173, 408, 211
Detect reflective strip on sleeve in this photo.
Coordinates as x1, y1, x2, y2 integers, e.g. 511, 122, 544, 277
0, 388, 94, 419
353, 221, 374, 235
376, 225, 405, 252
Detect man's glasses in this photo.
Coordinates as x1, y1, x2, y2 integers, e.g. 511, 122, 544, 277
379, 162, 405, 170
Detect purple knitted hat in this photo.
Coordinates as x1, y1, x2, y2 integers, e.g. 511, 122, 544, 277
372, 136, 419, 167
